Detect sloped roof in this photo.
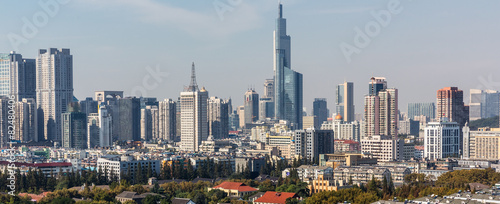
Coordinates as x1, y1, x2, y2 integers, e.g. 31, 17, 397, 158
254, 191, 298, 204
212, 182, 257, 192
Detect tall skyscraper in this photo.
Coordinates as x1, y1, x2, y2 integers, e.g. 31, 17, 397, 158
141, 105, 159, 141
336, 81, 354, 122
259, 97, 274, 120
273, 3, 303, 129
408, 102, 435, 120
14, 98, 38, 142
36, 48, 73, 142
95, 91, 123, 104
159, 99, 176, 142
88, 105, 113, 148
436, 87, 468, 127
62, 103, 87, 149
313, 98, 328, 126
264, 79, 274, 98
0, 97, 9, 147
294, 128, 334, 161
208, 96, 229, 139
244, 89, 259, 126
364, 77, 398, 138
0, 52, 36, 101
469, 89, 499, 120
80, 97, 98, 117
112, 97, 141, 141
87, 113, 100, 148
180, 63, 208, 152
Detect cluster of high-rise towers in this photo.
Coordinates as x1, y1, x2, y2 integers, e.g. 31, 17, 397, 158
0, 3, 492, 156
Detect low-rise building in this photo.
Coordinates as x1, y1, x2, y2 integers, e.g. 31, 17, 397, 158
96, 155, 160, 181
282, 165, 333, 183
309, 174, 351, 194
319, 153, 377, 169
333, 166, 391, 186
361, 135, 403, 162
208, 182, 258, 198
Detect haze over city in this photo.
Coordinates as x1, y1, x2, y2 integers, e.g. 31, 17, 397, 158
2, 0, 500, 113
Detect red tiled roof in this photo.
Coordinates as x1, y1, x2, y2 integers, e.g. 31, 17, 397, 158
254, 191, 298, 204
212, 182, 257, 192
415, 146, 424, 150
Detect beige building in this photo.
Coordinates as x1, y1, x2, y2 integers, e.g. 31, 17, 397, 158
319, 153, 377, 169
309, 174, 351, 194
463, 125, 500, 160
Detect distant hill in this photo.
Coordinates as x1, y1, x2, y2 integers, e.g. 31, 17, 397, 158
469, 116, 499, 130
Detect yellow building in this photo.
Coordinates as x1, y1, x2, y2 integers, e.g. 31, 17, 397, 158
309, 174, 351, 194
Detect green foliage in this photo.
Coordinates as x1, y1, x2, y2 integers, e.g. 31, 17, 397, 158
470, 116, 499, 130
435, 168, 500, 188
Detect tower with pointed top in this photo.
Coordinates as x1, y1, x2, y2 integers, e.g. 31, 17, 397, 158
273, 3, 303, 129
180, 63, 208, 152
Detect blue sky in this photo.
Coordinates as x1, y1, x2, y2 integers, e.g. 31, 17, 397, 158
1, 0, 500, 115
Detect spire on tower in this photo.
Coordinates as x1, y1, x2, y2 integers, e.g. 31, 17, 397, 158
279, 2, 283, 18
185, 62, 199, 92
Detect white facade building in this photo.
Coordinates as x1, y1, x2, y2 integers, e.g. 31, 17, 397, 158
180, 63, 208, 152
361, 135, 403, 162
36, 48, 73, 142
424, 120, 460, 160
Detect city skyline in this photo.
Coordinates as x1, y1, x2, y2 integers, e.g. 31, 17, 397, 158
1, 1, 499, 114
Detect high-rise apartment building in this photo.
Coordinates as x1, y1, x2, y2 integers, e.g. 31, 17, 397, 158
364, 77, 398, 138
408, 103, 435, 120
259, 97, 274, 120
469, 89, 499, 121
313, 98, 328, 126
0, 52, 36, 101
321, 115, 361, 142
294, 128, 334, 161
0, 97, 8, 147
141, 105, 159, 141
95, 91, 123, 105
88, 105, 113, 148
159, 99, 176, 142
436, 87, 468, 127
208, 97, 229, 139
264, 79, 274, 98
244, 89, 259, 126
111, 97, 141, 141
336, 81, 354, 122
62, 103, 86, 149
80, 97, 98, 117
273, 3, 303, 129
14, 98, 38, 142
36, 48, 73, 142
180, 63, 208, 152
424, 119, 460, 160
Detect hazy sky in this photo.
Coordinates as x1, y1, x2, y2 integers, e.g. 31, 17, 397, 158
2, 0, 500, 115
